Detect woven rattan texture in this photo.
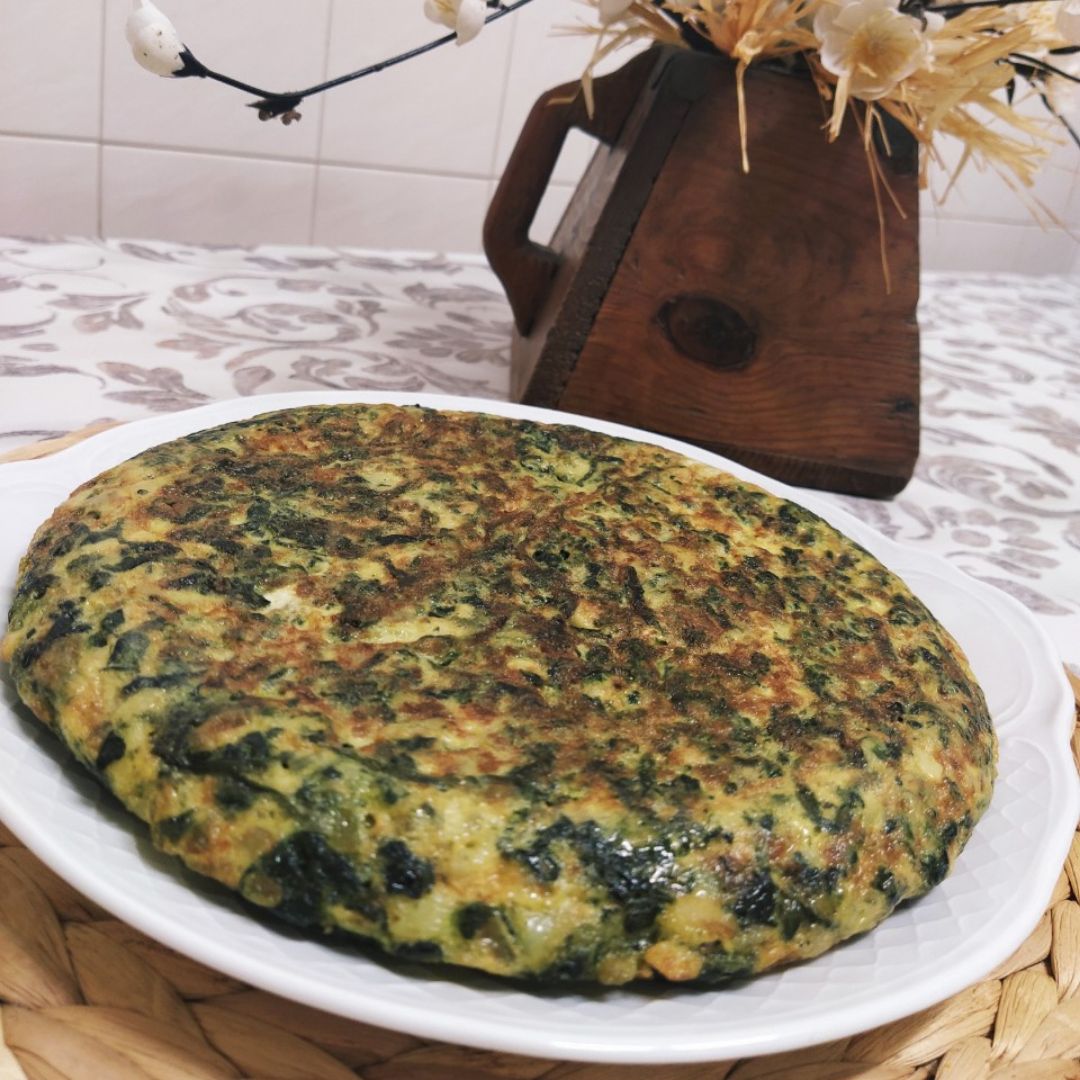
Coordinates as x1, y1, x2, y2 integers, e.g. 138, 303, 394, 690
0, 726, 1075, 1080
1, 426, 1078, 1079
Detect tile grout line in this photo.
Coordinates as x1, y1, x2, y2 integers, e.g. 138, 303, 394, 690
1, 112, 1069, 233
309, 0, 336, 245
0, 127, 524, 184
1071, 159, 1080, 273
486, 12, 520, 182
97, 0, 108, 236
921, 213, 1080, 233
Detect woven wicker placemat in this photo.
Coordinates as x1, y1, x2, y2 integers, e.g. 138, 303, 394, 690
1, 427, 1079, 1080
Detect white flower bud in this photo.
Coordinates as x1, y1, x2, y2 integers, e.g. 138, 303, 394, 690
424, 0, 488, 45
126, 0, 186, 77
598, 0, 634, 26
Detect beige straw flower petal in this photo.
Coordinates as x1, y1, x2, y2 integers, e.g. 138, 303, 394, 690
0, 858, 81, 1008
936, 1035, 991, 1080
992, 968, 1060, 1062
191, 1002, 357, 1080
847, 981, 1002, 1067
64, 923, 204, 1043
209, 989, 421, 1068
989, 914, 1054, 981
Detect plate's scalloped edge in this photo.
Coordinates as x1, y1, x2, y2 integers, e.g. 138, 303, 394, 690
1, 390, 1077, 1065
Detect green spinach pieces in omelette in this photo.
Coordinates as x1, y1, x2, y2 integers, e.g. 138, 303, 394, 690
2, 404, 995, 985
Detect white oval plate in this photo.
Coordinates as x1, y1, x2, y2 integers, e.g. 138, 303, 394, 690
1, 391, 1076, 1065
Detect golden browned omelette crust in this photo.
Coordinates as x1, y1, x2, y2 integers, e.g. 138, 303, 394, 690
1, 404, 996, 984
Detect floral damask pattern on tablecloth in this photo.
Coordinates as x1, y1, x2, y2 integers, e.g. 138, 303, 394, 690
829, 273, 1080, 665
0, 236, 1077, 665
0, 237, 512, 441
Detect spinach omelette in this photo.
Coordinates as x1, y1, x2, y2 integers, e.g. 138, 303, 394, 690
1, 404, 996, 985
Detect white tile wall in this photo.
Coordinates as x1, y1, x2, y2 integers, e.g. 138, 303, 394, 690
530, 181, 576, 246
493, 0, 645, 183
320, 0, 514, 177
100, 144, 316, 244
101, 0, 330, 160
920, 216, 1080, 275
0, 0, 103, 139
0, 136, 99, 235
0, 0, 1077, 271
926, 147, 1078, 229
313, 165, 493, 250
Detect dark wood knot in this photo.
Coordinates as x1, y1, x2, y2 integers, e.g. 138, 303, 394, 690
658, 294, 757, 372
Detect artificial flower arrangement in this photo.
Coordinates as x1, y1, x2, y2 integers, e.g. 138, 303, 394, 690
127, 0, 1078, 216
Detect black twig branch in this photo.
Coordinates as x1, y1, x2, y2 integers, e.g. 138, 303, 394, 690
178, 0, 537, 122
926, 0, 1067, 11
1038, 90, 1080, 149
1010, 52, 1080, 86
647, 0, 714, 52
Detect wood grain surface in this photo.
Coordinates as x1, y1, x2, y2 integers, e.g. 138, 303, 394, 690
490, 48, 921, 498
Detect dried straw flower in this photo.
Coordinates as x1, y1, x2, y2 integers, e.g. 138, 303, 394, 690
581, 0, 1078, 200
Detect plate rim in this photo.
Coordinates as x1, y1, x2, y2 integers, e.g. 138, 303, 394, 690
1, 389, 1076, 1064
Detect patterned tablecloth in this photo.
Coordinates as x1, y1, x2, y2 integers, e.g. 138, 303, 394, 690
1, 236, 1077, 669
